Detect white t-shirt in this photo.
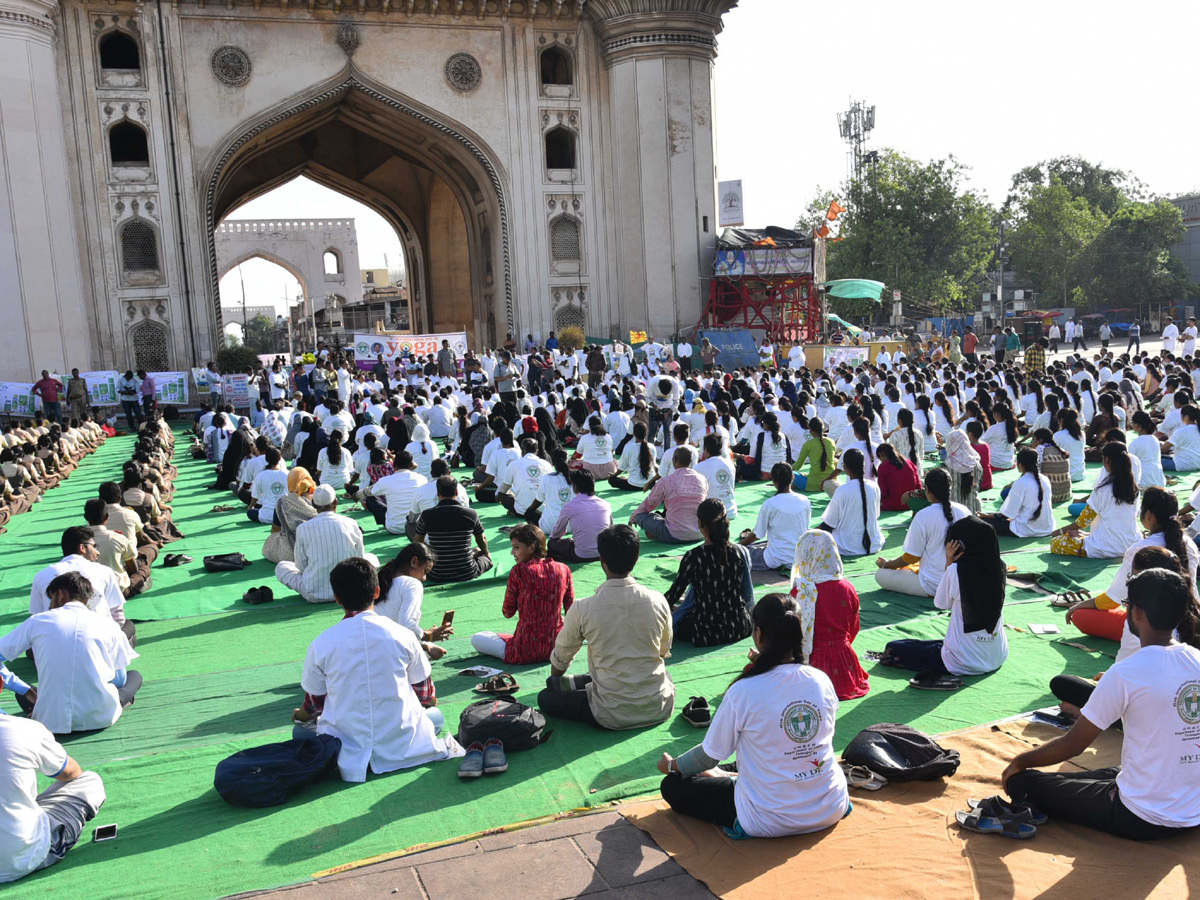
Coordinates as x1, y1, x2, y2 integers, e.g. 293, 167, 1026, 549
410, 478, 468, 515
821, 480, 884, 557
316, 447, 353, 489
702, 665, 848, 838
1163, 323, 1179, 351
504, 454, 553, 515
1128, 433, 1165, 488
0, 717, 73, 883
1103, 533, 1200, 662
935, 564, 1009, 676
577, 433, 615, 465
1169, 423, 1200, 471
753, 492, 812, 568
251, 467, 289, 524
1053, 429, 1086, 482
981, 422, 1015, 470
1083, 480, 1142, 559
534, 471, 573, 536
486, 446, 519, 480
368, 470, 428, 533
404, 439, 441, 478
755, 433, 793, 472
695, 455, 737, 517
904, 502, 970, 596
301, 611, 462, 783
998, 472, 1054, 537
375, 575, 425, 641
1080, 643, 1200, 828
617, 439, 658, 489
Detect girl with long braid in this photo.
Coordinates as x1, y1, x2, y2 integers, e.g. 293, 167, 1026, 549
981, 401, 1018, 470
914, 395, 938, 453
1048, 442, 1140, 558
792, 417, 838, 494
886, 407, 923, 472
875, 443, 922, 512
609, 421, 658, 491
1054, 407, 1087, 482
875, 468, 971, 597
979, 448, 1053, 537
819, 448, 883, 556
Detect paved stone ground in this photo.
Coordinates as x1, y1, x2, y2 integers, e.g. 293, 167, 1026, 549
226, 810, 716, 900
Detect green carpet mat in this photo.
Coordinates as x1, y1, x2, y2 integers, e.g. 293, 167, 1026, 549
0, 427, 1178, 899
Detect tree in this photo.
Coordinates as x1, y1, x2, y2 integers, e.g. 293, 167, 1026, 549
1006, 156, 1144, 218
216, 345, 262, 374
799, 150, 997, 319
1007, 182, 1107, 305
1080, 200, 1192, 310
240, 314, 278, 353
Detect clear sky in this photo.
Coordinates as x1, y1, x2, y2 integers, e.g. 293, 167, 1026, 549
220, 0, 1200, 316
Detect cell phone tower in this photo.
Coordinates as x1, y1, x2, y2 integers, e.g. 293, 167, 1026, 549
837, 99, 876, 185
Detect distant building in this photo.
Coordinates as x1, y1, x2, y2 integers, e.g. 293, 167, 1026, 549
1170, 195, 1200, 290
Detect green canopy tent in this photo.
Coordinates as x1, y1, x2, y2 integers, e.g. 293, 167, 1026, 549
826, 313, 863, 334
823, 279, 886, 302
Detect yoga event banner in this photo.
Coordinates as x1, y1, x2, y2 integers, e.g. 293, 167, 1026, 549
352, 332, 468, 370
0, 382, 38, 416
222, 374, 252, 407
150, 372, 189, 405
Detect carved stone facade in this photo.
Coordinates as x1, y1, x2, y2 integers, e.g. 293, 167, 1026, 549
0, 0, 737, 378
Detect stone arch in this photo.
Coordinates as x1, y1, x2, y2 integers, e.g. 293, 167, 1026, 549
323, 248, 343, 275
216, 248, 312, 308
540, 44, 574, 87
109, 119, 149, 167
201, 68, 512, 346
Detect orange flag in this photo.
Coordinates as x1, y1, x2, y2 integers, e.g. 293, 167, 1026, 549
827, 200, 847, 220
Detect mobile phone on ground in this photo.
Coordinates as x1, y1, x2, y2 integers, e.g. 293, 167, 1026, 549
441, 610, 455, 629
93, 824, 118, 842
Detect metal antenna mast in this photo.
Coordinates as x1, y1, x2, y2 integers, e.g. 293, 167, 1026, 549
837, 98, 876, 185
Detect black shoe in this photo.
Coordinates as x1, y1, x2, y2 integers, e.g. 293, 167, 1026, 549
243, 586, 274, 605
681, 696, 711, 728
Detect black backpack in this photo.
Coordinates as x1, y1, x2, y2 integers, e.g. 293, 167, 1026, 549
457, 698, 551, 752
842, 723, 960, 783
214, 735, 342, 807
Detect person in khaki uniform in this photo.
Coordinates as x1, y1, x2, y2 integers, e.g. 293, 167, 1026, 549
65, 370, 89, 422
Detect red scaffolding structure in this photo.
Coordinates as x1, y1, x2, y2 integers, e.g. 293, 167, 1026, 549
701, 274, 820, 344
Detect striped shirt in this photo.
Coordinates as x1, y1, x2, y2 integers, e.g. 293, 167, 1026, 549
292, 512, 367, 602
414, 499, 485, 583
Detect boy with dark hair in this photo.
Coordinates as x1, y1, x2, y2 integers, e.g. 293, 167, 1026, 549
1002, 568, 1200, 839
548, 470, 613, 564
297, 557, 463, 783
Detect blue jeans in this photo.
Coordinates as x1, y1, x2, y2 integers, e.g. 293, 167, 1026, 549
632, 511, 687, 543
121, 400, 141, 429
42, 400, 61, 423
1163, 457, 1178, 471
1000, 484, 1011, 501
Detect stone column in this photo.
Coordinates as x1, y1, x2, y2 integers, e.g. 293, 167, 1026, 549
0, 0, 92, 380
589, 0, 737, 341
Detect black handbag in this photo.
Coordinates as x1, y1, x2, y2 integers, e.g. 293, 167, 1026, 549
203, 553, 252, 572
214, 735, 341, 807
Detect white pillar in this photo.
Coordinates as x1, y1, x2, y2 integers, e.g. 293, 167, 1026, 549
590, 1, 736, 341
0, 0, 91, 380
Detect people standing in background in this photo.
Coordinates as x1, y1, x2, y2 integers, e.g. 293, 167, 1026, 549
138, 371, 156, 417
1047, 321, 1061, 353
1072, 319, 1088, 353
1185, 317, 1199, 357
1127, 319, 1141, 354
66, 369, 89, 421
1099, 320, 1113, 350
117, 370, 141, 430
31, 371, 64, 424
1162, 316, 1179, 355
676, 337, 693, 373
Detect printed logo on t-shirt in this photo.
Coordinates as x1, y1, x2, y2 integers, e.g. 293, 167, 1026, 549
270, 482, 285, 496
526, 465, 543, 481
595, 438, 608, 450
558, 487, 572, 503
781, 701, 820, 744
1178, 682, 1200, 726
716, 469, 731, 485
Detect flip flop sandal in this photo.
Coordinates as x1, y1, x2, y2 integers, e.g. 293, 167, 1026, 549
210, 504, 237, 512
956, 808, 1037, 839
1050, 593, 1078, 609
968, 796, 1047, 826
473, 673, 520, 695
909, 671, 963, 691
839, 762, 888, 791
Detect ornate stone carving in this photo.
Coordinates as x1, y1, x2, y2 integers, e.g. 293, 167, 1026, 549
445, 52, 482, 92
211, 45, 252, 87
336, 23, 360, 57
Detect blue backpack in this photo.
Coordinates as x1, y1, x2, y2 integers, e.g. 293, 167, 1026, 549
214, 735, 342, 807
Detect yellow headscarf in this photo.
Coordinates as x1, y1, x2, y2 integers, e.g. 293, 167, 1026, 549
288, 467, 316, 496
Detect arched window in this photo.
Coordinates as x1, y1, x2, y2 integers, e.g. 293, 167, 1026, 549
545, 127, 577, 170
120, 220, 159, 273
130, 321, 169, 372
555, 304, 586, 333
99, 32, 141, 71
549, 216, 581, 262
109, 121, 149, 167
540, 47, 573, 86
323, 250, 343, 275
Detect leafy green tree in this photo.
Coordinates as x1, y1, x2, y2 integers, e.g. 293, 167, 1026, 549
1007, 182, 1107, 305
798, 150, 997, 319
240, 314, 278, 353
216, 345, 262, 374
1080, 200, 1192, 309
1006, 156, 1144, 218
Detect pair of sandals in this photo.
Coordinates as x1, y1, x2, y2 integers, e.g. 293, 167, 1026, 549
909, 670, 963, 691
459, 738, 508, 778
474, 673, 519, 695
956, 796, 1046, 839
1051, 589, 1092, 609
210, 504, 238, 513
242, 586, 275, 605
161, 553, 192, 568
839, 762, 889, 791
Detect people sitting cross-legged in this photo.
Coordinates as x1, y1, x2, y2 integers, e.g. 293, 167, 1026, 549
413, 475, 493, 583
548, 470, 613, 564
0, 715, 106, 884
1048, 442, 1141, 559
82, 498, 147, 600
275, 485, 379, 603
362, 450, 427, 535
874, 469, 970, 598
790, 531, 869, 699
296, 558, 464, 784
1003, 568, 1200, 841
738, 462, 812, 571
608, 421, 658, 492
656, 593, 851, 839
247, 447, 289, 525
978, 448, 1053, 538
539, 525, 674, 729
629, 446, 708, 544
31, 527, 130, 641
497, 437, 553, 519
819, 449, 883, 557
472, 524, 575, 664
0, 572, 141, 734
261, 467, 318, 564
880, 515, 1009, 681
665, 498, 753, 647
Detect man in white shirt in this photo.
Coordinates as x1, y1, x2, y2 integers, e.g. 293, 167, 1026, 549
30, 528, 126, 627
694, 434, 738, 518
675, 339, 694, 373
1003, 569, 1200, 840
0, 715, 106, 884
248, 447, 289, 525
362, 451, 427, 535
298, 558, 463, 783
1162, 317, 1179, 355
0, 572, 140, 734
1185, 318, 1199, 357
498, 438, 553, 518
476, 428, 518, 504
275, 486, 379, 603
320, 399, 356, 438
426, 396, 455, 439
737, 463, 812, 570
648, 375, 681, 446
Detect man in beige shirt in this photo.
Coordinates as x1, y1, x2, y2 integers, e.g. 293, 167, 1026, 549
540, 524, 674, 730
98, 482, 144, 546
83, 499, 148, 597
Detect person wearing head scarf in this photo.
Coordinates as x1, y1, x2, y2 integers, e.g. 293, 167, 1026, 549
789, 531, 869, 699
942, 429, 983, 514
262, 467, 319, 563
213, 419, 254, 491
881, 515, 1008, 681
405, 422, 440, 478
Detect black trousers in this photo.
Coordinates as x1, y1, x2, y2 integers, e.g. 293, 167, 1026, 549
121, 620, 137, 650
476, 484, 499, 503
363, 495, 388, 527
981, 513, 1016, 537
1007, 767, 1192, 841
237, 487, 253, 505
660, 766, 739, 828
537, 676, 601, 728
118, 670, 144, 708
498, 492, 519, 515
608, 474, 645, 492
880, 639, 948, 673
1050, 674, 1095, 708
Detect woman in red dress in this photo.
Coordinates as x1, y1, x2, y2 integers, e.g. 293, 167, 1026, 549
789, 530, 869, 699
470, 523, 574, 664
875, 444, 922, 511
